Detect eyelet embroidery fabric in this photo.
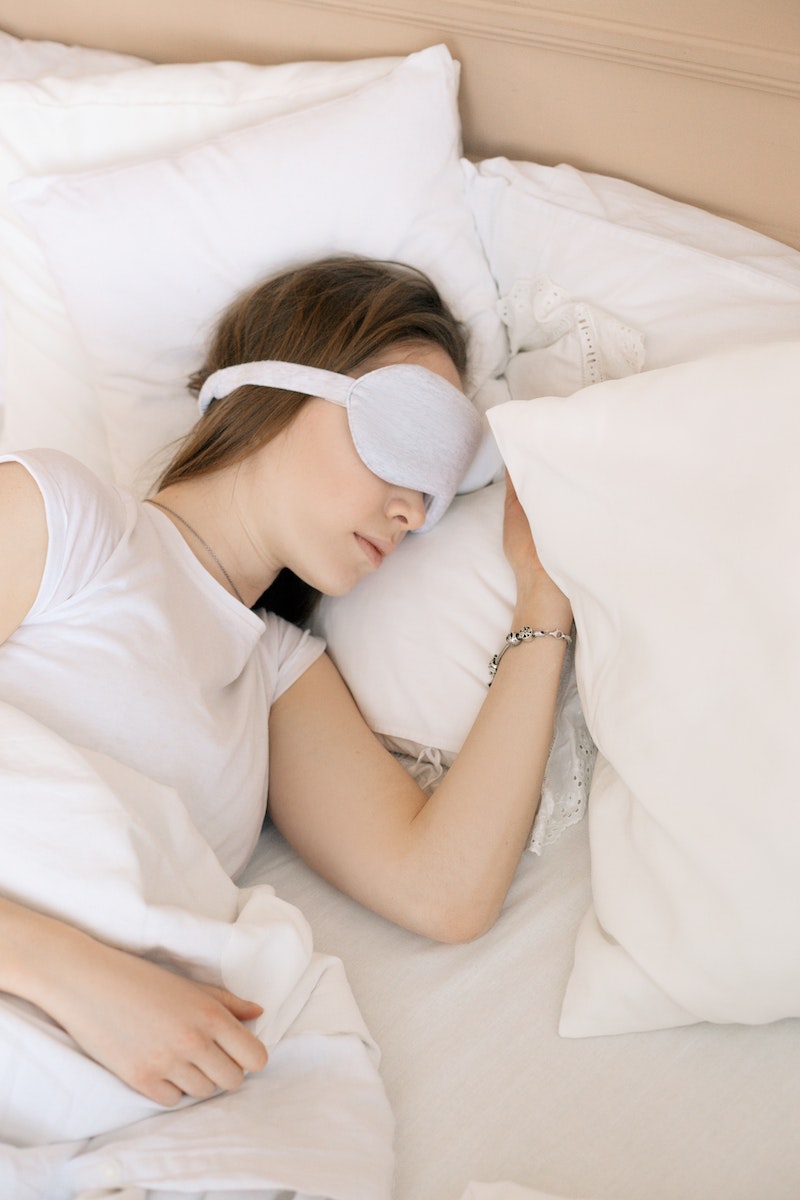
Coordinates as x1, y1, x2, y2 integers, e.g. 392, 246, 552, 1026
528, 639, 596, 854
497, 275, 645, 390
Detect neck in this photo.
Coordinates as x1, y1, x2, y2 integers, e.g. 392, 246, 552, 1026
145, 497, 246, 604
149, 471, 281, 607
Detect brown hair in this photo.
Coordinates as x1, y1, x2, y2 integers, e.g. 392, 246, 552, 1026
156, 255, 469, 623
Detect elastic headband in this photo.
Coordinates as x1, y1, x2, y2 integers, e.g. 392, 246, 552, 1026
198, 360, 497, 531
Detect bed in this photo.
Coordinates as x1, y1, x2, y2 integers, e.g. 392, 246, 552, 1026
1, 3, 799, 1199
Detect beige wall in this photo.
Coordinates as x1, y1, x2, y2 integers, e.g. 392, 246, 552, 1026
2, 0, 799, 247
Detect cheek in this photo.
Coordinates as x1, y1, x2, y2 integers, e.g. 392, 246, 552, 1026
287, 405, 389, 527
318, 461, 388, 521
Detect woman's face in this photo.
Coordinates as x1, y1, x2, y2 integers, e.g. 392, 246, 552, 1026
237, 341, 462, 596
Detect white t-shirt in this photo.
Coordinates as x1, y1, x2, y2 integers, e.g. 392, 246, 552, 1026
0, 449, 325, 877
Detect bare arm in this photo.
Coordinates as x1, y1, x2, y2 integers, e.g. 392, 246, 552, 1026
0, 461, 48, 643
0, 462, 267, 1103
0, 897, 267, 1104
268, 476, 572, 943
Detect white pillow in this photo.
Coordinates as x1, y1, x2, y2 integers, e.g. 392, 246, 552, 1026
487, 341, 800, 1034
0, 36, 404, 477
0, 32, 143, 443
465, 157, 800, 371
0, 30, 144, 80
482, 157, 800, 284
315, 481, 515, 757
312, 479, 596, 854
9, 45, 506, 493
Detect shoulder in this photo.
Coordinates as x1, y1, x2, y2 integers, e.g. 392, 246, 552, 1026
0, 457, 46, 510
0, 460, 49, 642
256, 609, 326, 702
1, 450, 129, 620
0, 448, 120, 511
0, 459, 47, 563
2, 449, 128, 555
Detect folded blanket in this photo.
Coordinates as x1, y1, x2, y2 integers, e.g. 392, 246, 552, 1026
0, 701, 393, 1198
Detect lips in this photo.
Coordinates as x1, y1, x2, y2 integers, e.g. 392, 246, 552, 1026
355, 533, 389, 567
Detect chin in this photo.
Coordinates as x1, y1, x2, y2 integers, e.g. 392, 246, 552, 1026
305, 569, 362, 598
296, 550, 369, 598
320, 578, 361, 598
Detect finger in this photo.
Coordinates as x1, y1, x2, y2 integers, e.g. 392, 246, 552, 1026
193, 1041, 248, 1093
504, 470, 524, 515
201, 983, 264, 1021
222, 993, 264, 1021
141, 1076, 184, 1107
167, 1061, 220, 1100
215, 1020, 269, 1074
503, 479, 527, 529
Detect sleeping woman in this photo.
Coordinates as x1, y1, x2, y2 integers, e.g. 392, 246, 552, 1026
0, 255, 572, 1109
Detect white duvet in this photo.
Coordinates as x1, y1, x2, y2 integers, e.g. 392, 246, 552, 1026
0, 701, 394, 1199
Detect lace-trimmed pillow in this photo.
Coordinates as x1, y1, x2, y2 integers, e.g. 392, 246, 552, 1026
499, 275, 644, 399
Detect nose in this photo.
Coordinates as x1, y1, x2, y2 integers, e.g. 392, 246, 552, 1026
387, 487, 427, 532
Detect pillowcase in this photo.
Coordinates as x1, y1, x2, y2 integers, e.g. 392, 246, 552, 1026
487, 341, 800, 1034
0, 30, 144, 79
0, 32, 143, 446
9, 44, 506, 493
478, 157, 800, 282
315, 480, 514, 757
0, 34, 404, 477
465, 157, 800, 371
497, 274, 645, 403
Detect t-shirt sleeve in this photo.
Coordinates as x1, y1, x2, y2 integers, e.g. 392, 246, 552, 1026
257, 609, 326, 704
0, 449, 128, 617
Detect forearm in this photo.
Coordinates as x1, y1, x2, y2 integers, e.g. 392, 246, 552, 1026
404, 584, 572, 941
267, 537, 575, 943
0, 893, 267, 1105
0, 893, 91, 1010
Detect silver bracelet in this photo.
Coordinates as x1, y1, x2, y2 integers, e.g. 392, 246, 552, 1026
488, 626, 573, 685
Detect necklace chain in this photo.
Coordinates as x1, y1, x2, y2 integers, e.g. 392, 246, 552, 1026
145, 499, 246, 605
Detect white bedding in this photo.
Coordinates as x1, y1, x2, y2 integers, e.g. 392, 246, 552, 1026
491, 341, 800, 1038
3, 28, 800, 1200
0, 700, 393, 1198
247, 819, 800, 1200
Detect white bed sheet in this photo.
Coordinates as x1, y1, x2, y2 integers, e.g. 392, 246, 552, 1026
243, 820, 800, 1200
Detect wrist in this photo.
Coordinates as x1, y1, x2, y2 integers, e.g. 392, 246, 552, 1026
511, 597, 573, 635
489, 624, 572, 685
513, 574, 571, 626
0, 897, 93, 1009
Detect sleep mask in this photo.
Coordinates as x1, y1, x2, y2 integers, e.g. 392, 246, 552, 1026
198, 359, 495, 531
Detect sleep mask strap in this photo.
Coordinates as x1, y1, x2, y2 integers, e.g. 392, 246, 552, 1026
197, 361, 354, 415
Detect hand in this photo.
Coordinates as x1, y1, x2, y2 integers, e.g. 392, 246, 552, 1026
502, 472, 572, 625
43, 931, 268, 1107
502, 470, 542, 579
